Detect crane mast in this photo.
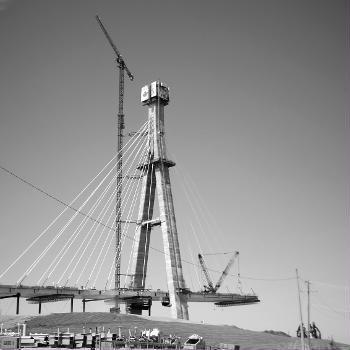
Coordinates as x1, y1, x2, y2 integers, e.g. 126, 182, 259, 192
96, 15, 134, 299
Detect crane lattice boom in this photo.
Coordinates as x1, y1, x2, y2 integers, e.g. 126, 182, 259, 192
214, 251, 239, 292
198, 254, 215, 292
198, 251, 239, 293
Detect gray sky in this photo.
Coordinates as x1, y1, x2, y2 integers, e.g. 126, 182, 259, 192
0, 0, 348, 344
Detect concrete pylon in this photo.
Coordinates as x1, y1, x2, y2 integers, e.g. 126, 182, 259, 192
128, 81, 189, 319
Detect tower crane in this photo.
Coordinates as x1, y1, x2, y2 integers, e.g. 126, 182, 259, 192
198, 251, 239, 293
95, 15, 134, 298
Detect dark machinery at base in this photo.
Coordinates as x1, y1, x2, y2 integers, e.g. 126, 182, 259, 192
161, 295, 171, 307
125, 296, 152, 315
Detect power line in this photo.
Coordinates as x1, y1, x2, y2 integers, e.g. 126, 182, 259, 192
202, 252, 236, 256
239, 275, 296, 281
303, 279, 350, 291
0, 164, 118, 231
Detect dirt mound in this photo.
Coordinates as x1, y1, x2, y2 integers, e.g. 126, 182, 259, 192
1, 313, 348, 350
0, 315, 34, 329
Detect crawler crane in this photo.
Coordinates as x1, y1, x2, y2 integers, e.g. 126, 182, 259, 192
198, 251, 239, 293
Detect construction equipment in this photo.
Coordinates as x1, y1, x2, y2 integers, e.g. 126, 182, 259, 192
95, 15, 134, 298
198, 254, 215, 292
214, 251, 239, 292
198, 251, 239, 293
183, 334, 206, 350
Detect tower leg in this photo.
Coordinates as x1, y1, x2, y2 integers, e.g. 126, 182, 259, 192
70, 297, 74, 313
129, 164, 156, 289
155, 167, 189, 319
148, 298, 152, 316
16, 293, 20, 315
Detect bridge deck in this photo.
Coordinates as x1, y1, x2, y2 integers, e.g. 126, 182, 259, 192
0, 284, 259, 305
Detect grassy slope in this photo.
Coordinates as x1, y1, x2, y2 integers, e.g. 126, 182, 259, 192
0, 313, 348, 350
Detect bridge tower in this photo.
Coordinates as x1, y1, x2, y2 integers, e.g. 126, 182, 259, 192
128, 81, 189, 319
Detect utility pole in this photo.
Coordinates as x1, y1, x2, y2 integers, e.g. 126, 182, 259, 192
96, 15, 134, 312
296, 269, 305, 350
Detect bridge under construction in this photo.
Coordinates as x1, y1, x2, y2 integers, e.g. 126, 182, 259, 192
0, 17, 259, 320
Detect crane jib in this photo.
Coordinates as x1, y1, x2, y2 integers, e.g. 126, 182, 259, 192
95, 15, 134, 81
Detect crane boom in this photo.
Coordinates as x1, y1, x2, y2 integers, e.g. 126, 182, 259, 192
214, 251, 239, 292
198, 254, 215, 292
95, 15, 134, 81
